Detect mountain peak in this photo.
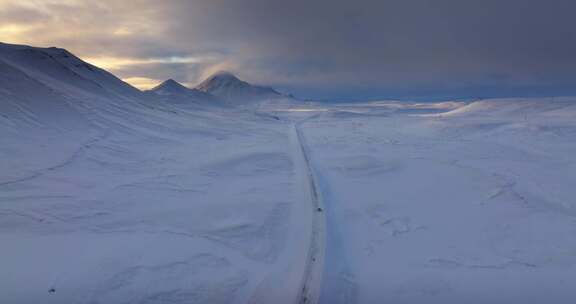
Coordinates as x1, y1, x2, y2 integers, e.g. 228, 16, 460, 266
163, 78, 180, 84
150, 79, 190, 95
155, 79, 186, 89
196, 71, 252, 92
199, 71, 243, 87
210, 70, 239, 79
147, 78, 220, 102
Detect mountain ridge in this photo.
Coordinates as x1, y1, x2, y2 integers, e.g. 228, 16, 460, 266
0, 42, 293, 107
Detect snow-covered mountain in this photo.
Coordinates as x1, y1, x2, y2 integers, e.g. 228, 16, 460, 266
0, 42, 214, 183
0, 42, 142, 99
149, 79, 191, 96
150, 79, 192, 95
148, 79, 220, 104
196, 71, 285, 103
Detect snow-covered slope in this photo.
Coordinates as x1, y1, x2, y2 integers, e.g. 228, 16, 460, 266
196, 71, 285, 104
0, 56, 83, 126
0, 43, 104, 182
443, 97, 576, 118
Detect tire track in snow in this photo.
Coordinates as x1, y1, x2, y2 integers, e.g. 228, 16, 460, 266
0, 130, 109, 187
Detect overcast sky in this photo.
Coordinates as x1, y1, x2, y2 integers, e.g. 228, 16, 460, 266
1, 0, 576, 100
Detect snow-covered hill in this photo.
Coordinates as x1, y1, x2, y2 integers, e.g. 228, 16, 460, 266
442, 97, 576, 118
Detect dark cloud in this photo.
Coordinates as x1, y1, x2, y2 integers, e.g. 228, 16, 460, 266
2, 0, 576, 99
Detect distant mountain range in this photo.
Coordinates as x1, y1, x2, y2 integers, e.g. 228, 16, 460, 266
147, 79, 220, 104
148, 71, 287, 105
0, 42, 292, 107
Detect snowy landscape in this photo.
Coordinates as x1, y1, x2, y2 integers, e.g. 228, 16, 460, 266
1, 41, 576, 304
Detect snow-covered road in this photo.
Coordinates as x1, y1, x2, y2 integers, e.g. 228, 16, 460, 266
292, 119, 326, 304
